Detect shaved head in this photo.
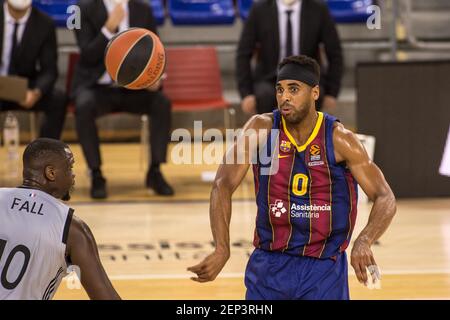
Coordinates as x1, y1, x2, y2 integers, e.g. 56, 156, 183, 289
23, 138, 68, 171
22, 138, 75, 201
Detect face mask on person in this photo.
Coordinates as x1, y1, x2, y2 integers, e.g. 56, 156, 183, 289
7, 0, 32, 11
282, 0, 298, 6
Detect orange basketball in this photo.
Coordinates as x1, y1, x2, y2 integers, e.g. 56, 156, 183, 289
104, 28, 166, 90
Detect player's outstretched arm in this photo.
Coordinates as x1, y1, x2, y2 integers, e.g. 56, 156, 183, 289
188, 114, 273, 282
66, 215, 121, 300
333, 124, 397, 285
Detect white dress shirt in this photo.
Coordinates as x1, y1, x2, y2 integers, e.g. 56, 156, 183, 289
98, 0, 129, 84
0, 2, 31, 76
276, 0, 302, 62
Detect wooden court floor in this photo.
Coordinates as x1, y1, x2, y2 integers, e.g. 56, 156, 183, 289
1, 144, 450, 300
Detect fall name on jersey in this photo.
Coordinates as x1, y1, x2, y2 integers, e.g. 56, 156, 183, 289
10, 198, 45, 216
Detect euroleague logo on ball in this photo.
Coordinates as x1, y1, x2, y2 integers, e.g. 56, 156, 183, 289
104, 28, 166, 90
147, 53, 165, 77
141, 52, 166, 88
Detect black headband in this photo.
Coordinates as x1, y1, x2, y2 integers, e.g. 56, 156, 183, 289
276, 63, 319, 87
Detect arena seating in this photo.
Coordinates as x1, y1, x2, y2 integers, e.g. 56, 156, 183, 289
33, 0, 78, 27
34, 0, 375, 26
168, 0, 235, 25
238, 0, 375, 23
324, 0, 374, 23
149, 0, 166, 25
237, 0, 252, 20
32, 0, 165, 26
163, 47, 234, 128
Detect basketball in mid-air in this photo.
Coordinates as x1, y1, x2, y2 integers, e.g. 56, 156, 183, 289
104, 28, 166, 90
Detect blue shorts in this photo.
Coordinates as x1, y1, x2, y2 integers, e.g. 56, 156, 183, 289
245, 249, 349, 300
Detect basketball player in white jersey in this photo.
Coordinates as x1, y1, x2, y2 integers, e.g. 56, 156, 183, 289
0, 138, 120, 299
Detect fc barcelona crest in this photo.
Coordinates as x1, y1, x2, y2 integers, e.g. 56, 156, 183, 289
280, 140, 292, 153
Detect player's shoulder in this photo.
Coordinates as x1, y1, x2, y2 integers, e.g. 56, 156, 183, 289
34, 189, 71, 214
69, 215, 93, 241
0, 187, 12, 202
66, 215, 94, 250
66, 215, 98, 260
5, 187, 65, 207
245, 113, 273, 131
332, 122, 365, 156
0, 187, 11, 194
332, 121, 353, 137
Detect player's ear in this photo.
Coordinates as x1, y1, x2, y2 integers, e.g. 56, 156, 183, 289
44, 165, 56, 182
312, 85, 320, 101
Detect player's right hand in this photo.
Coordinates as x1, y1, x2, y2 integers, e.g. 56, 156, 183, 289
350, 238, 378, 285
187, 251, 230, 283
105, 4, 125, 33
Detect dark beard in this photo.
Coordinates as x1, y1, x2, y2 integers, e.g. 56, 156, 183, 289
62, 192, 71, 201
285, 105, 310, 125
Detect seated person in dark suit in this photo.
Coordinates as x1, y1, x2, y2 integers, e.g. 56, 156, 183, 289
72, 0, 173, 199
0, 0, 67, 139
236, 0, 343, 115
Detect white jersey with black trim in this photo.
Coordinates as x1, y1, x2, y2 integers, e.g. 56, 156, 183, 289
0, 187, 73, 300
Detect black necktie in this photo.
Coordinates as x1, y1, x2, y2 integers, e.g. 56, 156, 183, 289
8, 22, 19, 75
285, 10, 293, 58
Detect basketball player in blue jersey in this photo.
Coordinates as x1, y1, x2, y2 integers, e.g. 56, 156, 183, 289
188, 55, 397, 299
0, 138, 120, 299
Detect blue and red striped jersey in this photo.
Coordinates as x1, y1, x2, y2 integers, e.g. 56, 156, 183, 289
252, 110, 358, 259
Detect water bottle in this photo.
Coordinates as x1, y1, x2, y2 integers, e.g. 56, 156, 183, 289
3, 112, 20, 180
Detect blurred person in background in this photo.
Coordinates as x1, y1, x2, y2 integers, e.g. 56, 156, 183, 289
0, 0, 67, 139
72, 0, 173, 199
236, 0, 343, 116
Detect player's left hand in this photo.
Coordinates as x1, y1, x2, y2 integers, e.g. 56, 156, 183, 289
350, 238, 378, 285
187, 250, 230, 283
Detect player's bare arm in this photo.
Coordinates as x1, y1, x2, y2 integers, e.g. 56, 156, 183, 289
187, 114, 273, 282
66, 216, 121, 299
333, 123, 397, 285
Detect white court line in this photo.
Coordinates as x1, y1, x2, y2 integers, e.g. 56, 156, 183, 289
348, 269, 450, 276
407, 297, 450, 300
108, 273, 245, 281
61, 269, 450, 282
95, 269, 450, 281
